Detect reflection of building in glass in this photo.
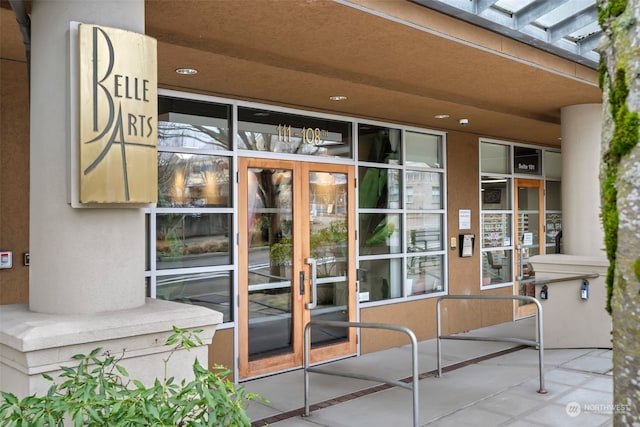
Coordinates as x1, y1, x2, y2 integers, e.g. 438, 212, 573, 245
157, 120, 231, 208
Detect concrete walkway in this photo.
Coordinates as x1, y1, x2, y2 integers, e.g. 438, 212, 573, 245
244, 318, 621, 427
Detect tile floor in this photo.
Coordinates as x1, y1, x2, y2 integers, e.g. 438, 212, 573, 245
243, 318, 624, 426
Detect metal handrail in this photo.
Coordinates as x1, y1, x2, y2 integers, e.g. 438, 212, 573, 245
304, 319, 420, 427
521, 272, 599, 286
436, 294, 547, 394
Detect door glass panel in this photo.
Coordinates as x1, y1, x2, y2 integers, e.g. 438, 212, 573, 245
517, 185, 540, 306
246, 168, 294, 361
309, 172, 349, 348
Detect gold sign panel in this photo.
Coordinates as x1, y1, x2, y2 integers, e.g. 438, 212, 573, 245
78, 24, 157, 204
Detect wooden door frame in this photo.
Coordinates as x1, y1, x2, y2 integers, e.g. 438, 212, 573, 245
303, 162, 357, 365
513, 178, 544, 318
238, 158, 357, 379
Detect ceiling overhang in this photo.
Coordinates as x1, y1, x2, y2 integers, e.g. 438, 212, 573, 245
1, 0, 603, 147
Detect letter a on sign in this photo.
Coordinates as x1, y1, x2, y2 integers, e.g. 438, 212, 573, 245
78, 24, 157, 204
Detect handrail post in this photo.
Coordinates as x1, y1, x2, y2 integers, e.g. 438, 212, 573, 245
409, 328, 419, 427
436, 298, 442, 377
303, 320, 419, 426
532, 297, 546, 394
436, 294, 546, 395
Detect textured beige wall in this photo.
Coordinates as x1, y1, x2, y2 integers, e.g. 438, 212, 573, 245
209, 327, 235, 373
0, 59, 30, 305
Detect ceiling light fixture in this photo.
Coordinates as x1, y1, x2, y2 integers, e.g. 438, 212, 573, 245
329, 95, 347, 101
434, 114, 450, 119
175, 68, 198, 75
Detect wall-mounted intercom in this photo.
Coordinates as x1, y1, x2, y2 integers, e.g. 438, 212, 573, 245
458, 234, 475, 257
0, 251, 12, 269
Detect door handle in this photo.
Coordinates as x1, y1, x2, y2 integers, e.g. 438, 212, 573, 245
305, 257, 317, 309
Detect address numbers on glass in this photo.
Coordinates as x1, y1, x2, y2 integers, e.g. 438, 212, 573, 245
277, 124, 329, 145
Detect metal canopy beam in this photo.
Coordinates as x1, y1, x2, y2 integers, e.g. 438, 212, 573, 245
514, 0, 570, 30
409, 0, 600, 69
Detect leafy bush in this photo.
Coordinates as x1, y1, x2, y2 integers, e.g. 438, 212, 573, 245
0, 327, 262, 426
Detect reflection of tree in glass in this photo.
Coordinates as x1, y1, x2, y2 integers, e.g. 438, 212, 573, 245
270, 220, 347, 278
157, 214, 186, 257
158, 122, 229, 150
157, 152, 181, 206
248, 168, 292, 281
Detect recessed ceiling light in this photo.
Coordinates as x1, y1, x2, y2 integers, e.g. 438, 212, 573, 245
175, 68, 198, 75
329, 95, 347, 101
434, 114, 450, 119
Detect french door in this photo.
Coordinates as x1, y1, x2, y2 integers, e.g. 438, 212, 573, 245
514, 179, 544, 318
238, 158, 357, 379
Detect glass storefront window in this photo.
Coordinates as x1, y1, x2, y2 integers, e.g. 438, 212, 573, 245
237, 107, 352, 158
158, 97, 231, 150
158, 154, 231, 207
407, 255, 443, 295
544, 151, 562, 179
405, 131, 442, 168
546, 181, 561, 210
545, 213, 562, 252
482, 213, 512, 248
481, 142, 510, 174
358, 258, 402, 302
358, 128, 446, 302
152, 95, 450, 318
405, 171, 443, 209
359, 213, 401, 255
156, 213, 231, 269
358, 167, 401, 208
358, 125, 401, 164
482, 250, 512, 286
407, 213, 443, 252
481, 177, 511, 210
545, 181, 562, 253
156, 271, 232, 322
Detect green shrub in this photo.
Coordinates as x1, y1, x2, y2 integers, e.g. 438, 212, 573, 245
0, 327, 263, 426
